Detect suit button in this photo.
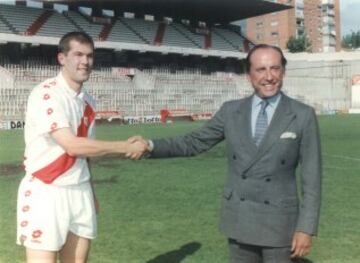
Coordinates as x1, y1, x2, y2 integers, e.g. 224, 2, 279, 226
265, 178, 271, 182
233, 155, 236, 160
240, 197, 245, 201
242, 175, 247, 180
264, 200, 270, 205
281, 160, 286, 165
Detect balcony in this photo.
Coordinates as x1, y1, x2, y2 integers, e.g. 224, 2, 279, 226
295, 10, 304, 19
323, 16, 335, 26
322, 0, 334, 6
295, 0, 304, 9
327, 9, 335, 17
323, 36, 336, 47
322, 26, 336, 36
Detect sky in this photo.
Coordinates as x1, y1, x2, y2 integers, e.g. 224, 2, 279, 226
340, 0, 360, 36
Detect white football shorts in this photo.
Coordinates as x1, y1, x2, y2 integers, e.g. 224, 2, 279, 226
16, 176, 97, 251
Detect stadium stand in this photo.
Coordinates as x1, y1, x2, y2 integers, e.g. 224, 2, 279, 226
162, 22, 199, 49
167, 22, 203, 48
64, 10, 104, 40
0, 63, 250, 121
212, 27, 246, 51
118, 17, 157, 44
107, 18, 145, 44
37, 11, 77, 37
0, 4, 43, 35
3, 1, 351, 127
0, 17, 13, 34
0, 3, 251, 53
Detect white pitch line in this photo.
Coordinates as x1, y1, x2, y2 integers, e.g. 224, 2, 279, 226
323, 165, 355, 170
323, 154, 360, 162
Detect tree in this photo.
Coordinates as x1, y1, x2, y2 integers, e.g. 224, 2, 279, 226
286, 35, 311, 53
342, 30, 360, 49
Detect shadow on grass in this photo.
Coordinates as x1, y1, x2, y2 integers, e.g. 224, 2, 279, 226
146, 242, 201, 263
92, 175, 118, 184
296, 258, 313, 263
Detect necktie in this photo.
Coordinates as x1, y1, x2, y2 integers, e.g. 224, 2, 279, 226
254, 100, 269, 146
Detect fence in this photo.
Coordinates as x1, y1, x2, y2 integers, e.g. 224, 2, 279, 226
0, 65, 248, 122
0, 61, 356, 127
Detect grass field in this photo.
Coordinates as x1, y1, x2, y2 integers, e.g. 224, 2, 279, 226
1, 115, 360, 263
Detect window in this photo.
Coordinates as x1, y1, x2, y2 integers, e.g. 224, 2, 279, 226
256, 21, 263, 27
124, 12, 135, 18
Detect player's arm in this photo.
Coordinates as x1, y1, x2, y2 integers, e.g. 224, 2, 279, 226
51, 127, 146, 159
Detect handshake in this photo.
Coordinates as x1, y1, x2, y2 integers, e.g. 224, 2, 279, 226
124, 136, 151, 160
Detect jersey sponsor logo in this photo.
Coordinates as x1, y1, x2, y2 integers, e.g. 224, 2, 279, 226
77, 102, 95, 137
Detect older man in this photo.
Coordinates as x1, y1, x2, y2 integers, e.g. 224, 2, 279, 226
131, 44, 322, 263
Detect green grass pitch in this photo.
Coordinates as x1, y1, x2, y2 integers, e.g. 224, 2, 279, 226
1, 115, 360, 263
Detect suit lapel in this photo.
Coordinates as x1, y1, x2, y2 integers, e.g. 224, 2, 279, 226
244, 94, 296, 172
234, 96, 257, 155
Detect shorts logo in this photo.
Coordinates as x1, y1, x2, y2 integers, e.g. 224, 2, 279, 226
50, 122, 58, 131
32, 230, 42, 239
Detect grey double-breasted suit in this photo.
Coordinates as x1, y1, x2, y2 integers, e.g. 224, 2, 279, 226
150, 93, 321, 247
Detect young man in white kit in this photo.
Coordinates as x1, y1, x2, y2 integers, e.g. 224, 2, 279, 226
17, 31, 146, 263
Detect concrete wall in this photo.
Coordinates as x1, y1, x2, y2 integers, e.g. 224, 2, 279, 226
279, 59, 357, 112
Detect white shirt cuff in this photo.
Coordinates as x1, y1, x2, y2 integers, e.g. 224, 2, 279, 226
148, 140, 154, 152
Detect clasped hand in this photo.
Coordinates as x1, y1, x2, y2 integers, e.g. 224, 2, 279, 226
125, 136, 149, 160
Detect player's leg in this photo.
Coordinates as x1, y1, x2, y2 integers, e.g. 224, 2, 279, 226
59, 232, 91, 263
26, 248, 57, 263
59, 182, 96, 263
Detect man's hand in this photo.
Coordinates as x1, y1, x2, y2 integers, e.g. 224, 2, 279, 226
125, 136, 150, 160
291, 231, 312, 258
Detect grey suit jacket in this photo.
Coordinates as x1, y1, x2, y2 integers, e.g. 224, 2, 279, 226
150, 93, 322, 247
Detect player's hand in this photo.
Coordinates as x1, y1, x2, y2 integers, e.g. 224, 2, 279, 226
125, 136, 149, 160
291, 231, 312, 258
127, 135, 149, 146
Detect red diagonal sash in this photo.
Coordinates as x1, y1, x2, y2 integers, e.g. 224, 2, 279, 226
33, 102, 95, 184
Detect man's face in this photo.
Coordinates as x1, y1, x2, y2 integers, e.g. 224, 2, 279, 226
246, 48, 285, 98
58, 40, 94, 89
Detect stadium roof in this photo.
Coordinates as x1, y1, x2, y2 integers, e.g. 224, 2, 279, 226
46, 0, 292, 24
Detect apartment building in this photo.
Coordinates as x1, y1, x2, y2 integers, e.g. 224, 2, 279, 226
245, 0, 340, 52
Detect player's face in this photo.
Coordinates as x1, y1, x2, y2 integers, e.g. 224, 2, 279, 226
247, 48, 285, 99
58, 40, 94, 90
